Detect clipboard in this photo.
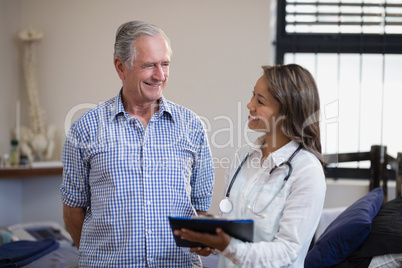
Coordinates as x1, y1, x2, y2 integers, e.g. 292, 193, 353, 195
168, 216, 254, 248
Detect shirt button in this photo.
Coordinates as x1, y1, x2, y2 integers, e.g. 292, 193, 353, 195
148, 230, 152, 234
147, 201, 151, 205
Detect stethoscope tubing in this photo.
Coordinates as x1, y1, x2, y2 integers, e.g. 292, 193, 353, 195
220, 144, 303, 215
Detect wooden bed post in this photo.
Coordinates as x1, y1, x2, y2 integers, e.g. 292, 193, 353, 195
397, 153, 402, 198
370, 145, 388, 202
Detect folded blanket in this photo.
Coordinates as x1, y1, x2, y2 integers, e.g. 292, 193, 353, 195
0, 230, 14, 246
0, 238, 59, 268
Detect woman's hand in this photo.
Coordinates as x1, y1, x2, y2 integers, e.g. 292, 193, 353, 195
174, 228, 231, 253
189, 246, 215, 256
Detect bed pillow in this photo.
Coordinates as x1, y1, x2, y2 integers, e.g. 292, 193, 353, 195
305, 187, 384, 267
355, 195, 402, 256
334, 195, 402, 267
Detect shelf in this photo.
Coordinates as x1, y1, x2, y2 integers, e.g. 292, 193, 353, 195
0, 166, 63, 178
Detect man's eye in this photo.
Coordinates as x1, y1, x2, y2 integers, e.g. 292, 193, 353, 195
142, 63, 154, 69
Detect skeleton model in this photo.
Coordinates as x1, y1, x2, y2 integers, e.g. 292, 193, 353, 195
18, 28, 55, 163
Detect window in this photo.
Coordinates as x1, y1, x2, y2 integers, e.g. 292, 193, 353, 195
275, 0, 402, 159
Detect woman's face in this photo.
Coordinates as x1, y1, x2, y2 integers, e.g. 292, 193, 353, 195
247, 75, 283, 135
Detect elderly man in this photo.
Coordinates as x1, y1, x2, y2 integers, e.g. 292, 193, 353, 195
61, 21, 214, 267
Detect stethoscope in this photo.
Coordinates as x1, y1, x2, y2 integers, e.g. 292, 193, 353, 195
219, 144, 303, 218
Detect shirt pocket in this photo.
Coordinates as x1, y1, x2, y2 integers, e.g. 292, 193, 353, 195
89, 143, 139, 184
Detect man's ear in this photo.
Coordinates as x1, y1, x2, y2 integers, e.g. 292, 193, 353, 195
114, 57, 125, 80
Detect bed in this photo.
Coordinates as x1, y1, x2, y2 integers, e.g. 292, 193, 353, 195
306, 145, 402, 267
306, 188, 402, 267
0, 221, 78, 267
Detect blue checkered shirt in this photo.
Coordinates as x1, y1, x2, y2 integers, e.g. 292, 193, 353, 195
60, 90, 214, 267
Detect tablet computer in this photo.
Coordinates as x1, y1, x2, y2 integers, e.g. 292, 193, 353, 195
168, 216, 254, 248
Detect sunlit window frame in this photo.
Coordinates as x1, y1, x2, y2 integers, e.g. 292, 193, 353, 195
275, 0, 402, 64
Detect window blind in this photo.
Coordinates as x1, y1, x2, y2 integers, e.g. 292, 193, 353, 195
285, 1, 402, 34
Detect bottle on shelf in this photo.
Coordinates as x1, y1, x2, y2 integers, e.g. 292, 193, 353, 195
2, 154, 10, 168
10, 139, 20, 166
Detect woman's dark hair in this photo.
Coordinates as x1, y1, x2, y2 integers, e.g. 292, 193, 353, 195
262, 64, 323, 163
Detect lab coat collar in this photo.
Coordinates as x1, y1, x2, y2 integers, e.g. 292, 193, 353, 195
247, 134, 301, 167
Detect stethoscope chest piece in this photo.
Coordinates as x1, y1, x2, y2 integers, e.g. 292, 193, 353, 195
219, 198, 233, 214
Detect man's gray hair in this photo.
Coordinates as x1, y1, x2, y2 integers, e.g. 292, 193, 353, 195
114, 21, 172, 69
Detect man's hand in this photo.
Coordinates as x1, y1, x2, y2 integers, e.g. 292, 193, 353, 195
63, 204, 86, 249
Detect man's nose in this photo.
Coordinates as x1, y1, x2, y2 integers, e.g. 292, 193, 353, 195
153, 65, 166, 81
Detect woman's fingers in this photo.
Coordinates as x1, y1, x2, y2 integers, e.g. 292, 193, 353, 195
174, 228, 231, 251
189, 246, 215, 256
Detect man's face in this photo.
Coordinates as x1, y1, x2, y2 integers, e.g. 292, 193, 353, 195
116, 35, 171, 105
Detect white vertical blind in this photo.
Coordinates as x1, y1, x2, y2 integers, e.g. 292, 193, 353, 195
285, 0, 402, 34
284, 53, 402, 159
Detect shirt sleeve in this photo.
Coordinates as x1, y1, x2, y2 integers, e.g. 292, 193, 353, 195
60, 121, 91, 208
189, 119, 215, 212
220, 158, 326, 267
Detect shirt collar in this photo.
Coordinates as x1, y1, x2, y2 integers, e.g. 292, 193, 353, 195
110, 89, 174, 122
110, 89, 125, 120
247, 134, 301, 167
157, 95, 174, 121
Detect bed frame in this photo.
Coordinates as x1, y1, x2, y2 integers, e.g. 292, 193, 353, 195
323, 145, 402, 201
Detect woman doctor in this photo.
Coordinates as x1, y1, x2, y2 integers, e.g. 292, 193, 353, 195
174, 64, 326, 267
